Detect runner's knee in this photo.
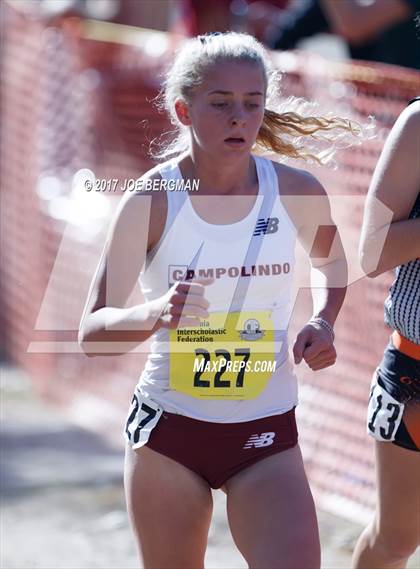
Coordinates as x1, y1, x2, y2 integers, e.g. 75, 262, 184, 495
249, 541, 320, 569
236, 501, 320, 569
373, 527, 419, 563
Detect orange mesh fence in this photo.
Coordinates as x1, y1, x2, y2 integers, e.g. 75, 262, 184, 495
2, 5, 419, 522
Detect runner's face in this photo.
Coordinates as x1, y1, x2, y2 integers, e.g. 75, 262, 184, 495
186, 61, 266, 156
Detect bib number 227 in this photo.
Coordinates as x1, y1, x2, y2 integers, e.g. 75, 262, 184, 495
193, 347, 250, 388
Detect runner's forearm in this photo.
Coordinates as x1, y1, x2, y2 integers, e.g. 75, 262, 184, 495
320, 0, 410, 44
310, 259, 347, 326
311, 287, 346, 328
78, 301, 162, 356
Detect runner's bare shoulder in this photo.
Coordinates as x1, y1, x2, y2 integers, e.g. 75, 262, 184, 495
270, 160, 328, 232
271, 161, 326, 196
365, 99, 420, 221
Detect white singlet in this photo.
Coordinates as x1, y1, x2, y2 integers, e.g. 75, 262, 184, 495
136, 154, 299, 422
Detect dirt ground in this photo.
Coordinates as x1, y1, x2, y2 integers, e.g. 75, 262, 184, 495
1, 366, 419, 569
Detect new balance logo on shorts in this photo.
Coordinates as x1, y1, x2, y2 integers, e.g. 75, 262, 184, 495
253, 217, 279, 236
243, 432, 276, 449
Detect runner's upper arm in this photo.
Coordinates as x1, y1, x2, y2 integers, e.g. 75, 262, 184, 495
79, 173, 166, 331
273, 164, 342, 268
360, 102, 420, 254
364, 102, 420, 221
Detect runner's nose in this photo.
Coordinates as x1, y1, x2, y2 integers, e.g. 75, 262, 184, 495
231, 105, 246, 126
231, 116, 245, 126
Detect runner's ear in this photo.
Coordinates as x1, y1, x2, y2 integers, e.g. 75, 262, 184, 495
174, 99, 192, 126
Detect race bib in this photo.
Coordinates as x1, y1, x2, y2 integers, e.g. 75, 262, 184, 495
367, 372, 404, 442
124, 389, 163, 449
169, 311, 276, 400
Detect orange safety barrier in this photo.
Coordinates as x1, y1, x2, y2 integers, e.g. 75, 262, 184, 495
1, 4, 419, 523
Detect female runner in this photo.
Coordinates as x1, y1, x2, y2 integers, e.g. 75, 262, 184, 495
79, 32, 360, 569
353, 98, 420, 568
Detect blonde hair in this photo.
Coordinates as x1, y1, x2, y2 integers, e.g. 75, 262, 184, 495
152, 32, 366, 165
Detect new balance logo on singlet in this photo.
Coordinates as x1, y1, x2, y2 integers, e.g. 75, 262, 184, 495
243, 432, 276, 449
253, 217, 279, 236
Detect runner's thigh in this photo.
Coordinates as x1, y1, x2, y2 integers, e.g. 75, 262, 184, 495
124, 443, 213, 569
225, 444, 320, 569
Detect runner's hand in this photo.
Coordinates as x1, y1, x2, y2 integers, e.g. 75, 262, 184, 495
157, 278, 213, 329
293, 324, 336, 371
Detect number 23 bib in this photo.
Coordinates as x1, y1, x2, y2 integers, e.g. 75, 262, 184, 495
169, 311, 276, 400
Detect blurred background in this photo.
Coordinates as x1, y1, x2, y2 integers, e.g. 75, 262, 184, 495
1, 0, 419, 567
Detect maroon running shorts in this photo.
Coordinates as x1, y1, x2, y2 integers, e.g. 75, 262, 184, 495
145, 408, 298, 489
